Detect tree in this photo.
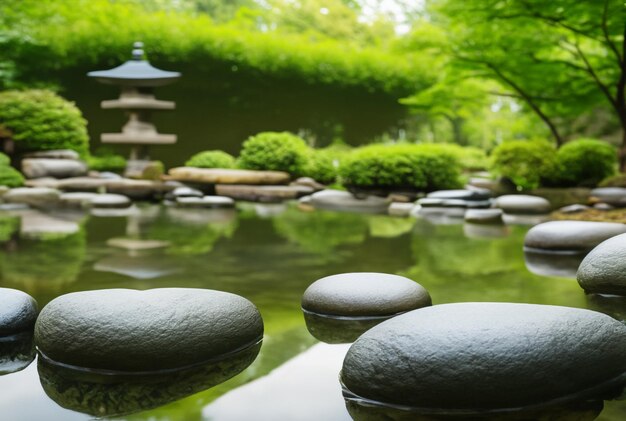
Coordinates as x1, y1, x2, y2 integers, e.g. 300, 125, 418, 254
432, 0, 626, 169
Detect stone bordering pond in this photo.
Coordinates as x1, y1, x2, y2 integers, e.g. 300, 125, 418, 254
341, 303, 626, 416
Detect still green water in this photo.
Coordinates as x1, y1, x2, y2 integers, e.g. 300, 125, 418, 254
0, 204, 625, 420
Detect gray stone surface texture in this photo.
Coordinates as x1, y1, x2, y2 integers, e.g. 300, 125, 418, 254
35, 288, 263, 372
0, 288, 38, 336
578, 233, 626, 295
302, 272, 431, 317
494, 195, 551, 215
341, 302, 626, 411
524, 221, 626, 252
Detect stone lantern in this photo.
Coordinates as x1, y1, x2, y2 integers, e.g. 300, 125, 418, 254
88, 42, 181, 177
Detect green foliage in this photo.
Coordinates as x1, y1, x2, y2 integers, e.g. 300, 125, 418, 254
86, 148, 127, 172
238, 132, 310, 176
435, 144, 488, 171
599, 174, 626, 188
0, 165, 24, 187
0, 90, 89, 155
3, 1, 434, 96
0, 153, 10, 166
186, 150, 236, 169
339, 143, 461, 191
550, 139, 616, 187
490, 140, 557, 190
303, 149, 337, 184
0, 214, 19, 243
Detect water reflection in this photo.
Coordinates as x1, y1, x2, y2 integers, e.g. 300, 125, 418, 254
0, 333, 35, 376
38, 341, 261, 417
524, 250, 585, 279
587, 294, 626, 323
303, 310, 389, 344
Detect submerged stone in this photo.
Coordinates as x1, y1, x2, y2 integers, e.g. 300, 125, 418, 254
524, 221, 626, 252
577, 233, 626, 295
341, 303, 626, 415
302, 273, 431, 318
310, 190, 389, 214
494, 194, 551, 215
0, 288, 38, 336
35, 288, 263, 373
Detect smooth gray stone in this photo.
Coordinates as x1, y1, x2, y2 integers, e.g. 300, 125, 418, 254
302, 273, 431, 317
35, 288, 264, 372
176, 196, 235, 208
310, 190, 389, 214
341, 303, 626, 412
464, 208, 503, 225
21, 159, 87, 179
89, 194, 131, 209
559, 204, 591, 214
216, 184, 312, 203
171, 186, 203, 198
427, 189, 491, 201
0, 288, 38, 336
591, 187, 626, 207
524, 221, 626, 252
494, 194, 551, 215
24, 149, 80, 160
59, 192, 99, 208
4, 187, 61, 208
578, 233, 626, 295
388, 202, 415, 217
594, 202, 615, 211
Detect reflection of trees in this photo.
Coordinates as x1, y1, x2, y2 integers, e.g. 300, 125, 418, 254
402, 223, 585, 307
0, 227, 86, 297
273, 207, 368, 255
367, 216, 415, 238
147, 213, 239, 255
0, 214, 19, 243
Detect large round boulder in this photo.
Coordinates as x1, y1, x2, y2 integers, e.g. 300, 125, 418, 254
524, 220, 626, 252
578, 233, 626, 295
494, 194, 551, 215
35, 288, 263, 373
0, 288, 38, 336
341, 303, 626, 416
302, 273, 431, 318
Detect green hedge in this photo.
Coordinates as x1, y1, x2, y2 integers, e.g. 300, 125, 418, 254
552, 139, 616, 187
339, 143, 461, 191
238, 132, 310, 176
0, 90, 89, 156
3, 1, 433, 96
436, 144, 489, 171
186, 150, 236, 169
490, 140, 557, 190
86, 148, 126, 172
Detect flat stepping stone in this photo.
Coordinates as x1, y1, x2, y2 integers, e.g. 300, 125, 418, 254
578, 233, 626, 295
176, 196, 235, 208
341, 303, 626, 417
106, 238, 170, 251
13, 209, 80, 239
591, 187, 626, 207
24, 149, 80, 160
464, 208, 503, 225
559, 204, 591, 214
89, 194, 131, 209
34, 288, 264, 373
59, 192, 99, 208
524, 221, 626, 252
21, 158, 87, 179
0, 288, 38, 336
167, 167, 290, 185
310, 190, 389, 214
215, 185, 312, 202
169, 186, 204, 199
494, 194, 551, 215
302, 273, 431, 318
4, 187, 60, 209
427, 189, 491, 201
388, 202, 415, 217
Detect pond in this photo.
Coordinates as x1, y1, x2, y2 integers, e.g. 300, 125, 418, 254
1, 204, 626, 420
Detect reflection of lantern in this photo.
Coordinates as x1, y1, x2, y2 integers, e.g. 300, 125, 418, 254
87, 42, 180, 173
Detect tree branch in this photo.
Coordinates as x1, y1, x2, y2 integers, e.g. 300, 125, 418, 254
572, 41, 619, 110
601, 0, 623, 66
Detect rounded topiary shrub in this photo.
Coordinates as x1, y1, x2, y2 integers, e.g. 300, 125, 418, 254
552, 139, 616, 187
185, 150, 236, 169
304, 149, 339, 185
0, 90, 89, 156
0, 165, 24, 187
237, 132, 309, 176
490, 140, 557, 190
339, 144, 461, 191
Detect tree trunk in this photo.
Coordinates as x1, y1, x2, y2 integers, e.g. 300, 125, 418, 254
620, 125, 626, 172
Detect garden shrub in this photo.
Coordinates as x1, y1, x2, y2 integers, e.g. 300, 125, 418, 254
86, 148, 127, 172
303, 144, 353, 185
339, 143, 461, 191
551, 139, 616, 187
185, 150, 236, 169
599, 174, 626, 188
437, 144, 489, 171
0, 165, 24, 187
0, 90, 89, 156
490, 140, 557, 190
238, 132, 309, 176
